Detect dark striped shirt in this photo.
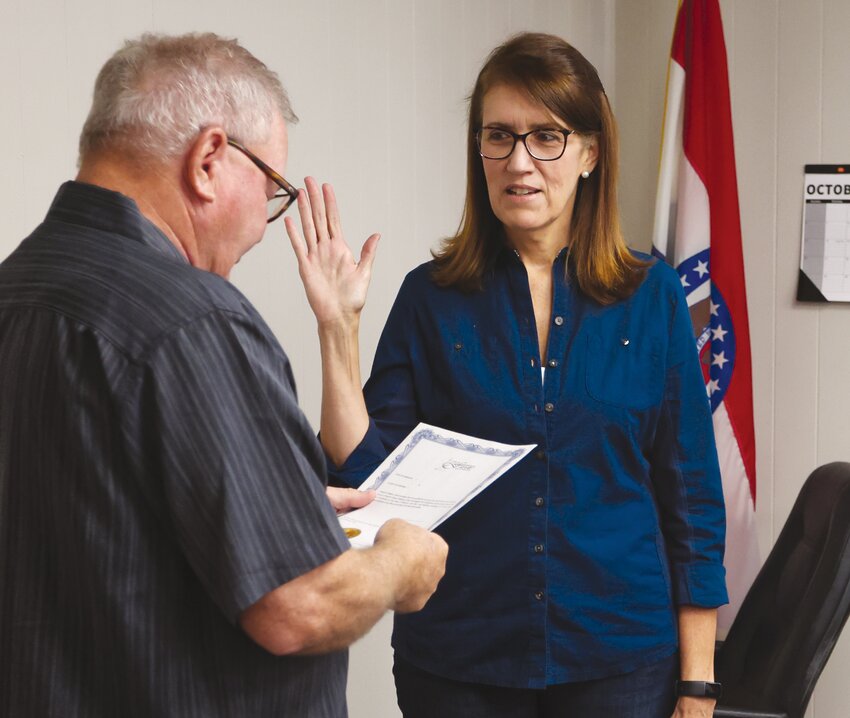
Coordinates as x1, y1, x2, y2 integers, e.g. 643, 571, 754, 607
0, 181, 350, 717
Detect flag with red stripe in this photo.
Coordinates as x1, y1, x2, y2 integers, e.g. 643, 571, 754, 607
652, 0, 759, 631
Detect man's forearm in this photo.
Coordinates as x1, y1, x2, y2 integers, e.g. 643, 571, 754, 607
240, 520, 447, 656
240, 547, 397, 655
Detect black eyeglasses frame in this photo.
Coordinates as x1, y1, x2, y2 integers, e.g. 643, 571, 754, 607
475, 127, 576, 162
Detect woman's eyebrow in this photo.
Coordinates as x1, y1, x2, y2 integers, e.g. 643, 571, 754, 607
481, 120, 566, 130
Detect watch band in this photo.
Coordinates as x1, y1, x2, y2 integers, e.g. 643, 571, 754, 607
675, 680, 723, 699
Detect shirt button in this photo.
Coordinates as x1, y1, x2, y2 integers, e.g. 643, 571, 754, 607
547, 359, 558, 368
535, 450, 545, 461
554, 316, 564, 326
534, 544, 544, 553
453, 342, 463, 351
544, 402, 554, 413
534, 591, 544, 601
535, 497, 545, 507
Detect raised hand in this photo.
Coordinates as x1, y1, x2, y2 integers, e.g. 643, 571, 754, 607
284, 176, 380, 326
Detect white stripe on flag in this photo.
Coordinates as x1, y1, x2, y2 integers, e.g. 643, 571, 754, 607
652, 60, 685, 258
713, 402, 760, 633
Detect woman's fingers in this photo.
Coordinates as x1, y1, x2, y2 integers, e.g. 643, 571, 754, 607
323, 183, 343, 241
304, 176, 328, 242
358, 233, 381, 275
295, 188, 318, 252
290, 178, 372, 274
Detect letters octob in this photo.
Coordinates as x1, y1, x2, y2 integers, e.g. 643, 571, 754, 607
806, 183, 850, 196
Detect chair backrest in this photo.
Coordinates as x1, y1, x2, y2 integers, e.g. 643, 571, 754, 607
715, 462, 850, 718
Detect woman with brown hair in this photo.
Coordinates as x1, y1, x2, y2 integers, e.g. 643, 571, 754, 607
288, 32, 727, 718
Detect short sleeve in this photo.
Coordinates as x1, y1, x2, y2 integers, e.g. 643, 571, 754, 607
130, 309, 349, 623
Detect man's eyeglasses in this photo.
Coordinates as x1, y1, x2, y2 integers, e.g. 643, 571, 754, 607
475, 127, 576, 161
227, 139, 299, 223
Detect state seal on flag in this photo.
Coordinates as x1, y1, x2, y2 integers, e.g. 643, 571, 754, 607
677, 248, 736, 412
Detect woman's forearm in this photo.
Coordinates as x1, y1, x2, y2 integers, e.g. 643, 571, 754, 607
677, 605, 717, 680
283, 176, 380, 469
318, 317, 370, 468
672, 605, 718, 716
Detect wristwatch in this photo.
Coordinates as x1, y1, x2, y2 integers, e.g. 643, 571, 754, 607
675, 680, 723, 699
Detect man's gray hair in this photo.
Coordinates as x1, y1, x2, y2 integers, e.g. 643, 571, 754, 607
79, 32, 297, 164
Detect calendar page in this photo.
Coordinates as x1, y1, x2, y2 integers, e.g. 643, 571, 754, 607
799, 164, 850, 302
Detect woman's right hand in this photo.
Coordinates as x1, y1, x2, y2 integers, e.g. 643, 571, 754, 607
284, 176, 380, 326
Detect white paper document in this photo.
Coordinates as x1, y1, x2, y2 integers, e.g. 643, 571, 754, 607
339, 423, 535, 548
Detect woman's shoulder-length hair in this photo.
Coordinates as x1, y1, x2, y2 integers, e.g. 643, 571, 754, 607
431, 31, 647, 305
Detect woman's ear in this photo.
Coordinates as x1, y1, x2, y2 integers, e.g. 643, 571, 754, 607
582, 136, 599, 176
185, 127, 228, 202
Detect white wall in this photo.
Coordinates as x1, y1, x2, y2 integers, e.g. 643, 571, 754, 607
0, 2, 612, 717
616, 1, 850, 716
5, 0, 849, 716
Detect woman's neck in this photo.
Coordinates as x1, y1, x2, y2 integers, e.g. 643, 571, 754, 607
507, 229, 567, 268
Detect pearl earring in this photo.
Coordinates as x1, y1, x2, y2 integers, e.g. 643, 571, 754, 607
581, 170, 590, 179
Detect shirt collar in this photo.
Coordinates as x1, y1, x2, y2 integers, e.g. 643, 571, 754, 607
499, 242, 570, 266
46, 181, 186, 264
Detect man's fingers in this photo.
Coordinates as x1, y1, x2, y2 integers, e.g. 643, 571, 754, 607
343, 488, 375, 511
326, 487, 375, 514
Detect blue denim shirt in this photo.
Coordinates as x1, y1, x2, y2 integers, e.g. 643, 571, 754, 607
330, 248, 727, 688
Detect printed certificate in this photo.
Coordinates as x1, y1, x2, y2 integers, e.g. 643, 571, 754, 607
339, 423, 535, 547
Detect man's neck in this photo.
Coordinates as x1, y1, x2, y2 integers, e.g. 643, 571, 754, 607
76, 154, 197, 265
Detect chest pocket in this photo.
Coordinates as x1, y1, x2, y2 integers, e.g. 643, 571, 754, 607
585, 331, 664, 409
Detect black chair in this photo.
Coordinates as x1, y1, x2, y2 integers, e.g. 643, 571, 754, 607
713, 462, 850, 718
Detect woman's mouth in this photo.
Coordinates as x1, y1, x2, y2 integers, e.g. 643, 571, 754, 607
506, 186, 540, 196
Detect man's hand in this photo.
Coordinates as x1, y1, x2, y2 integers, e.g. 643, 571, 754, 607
284, 177, 379, 326
373, 519, 448, 613
326, 486, 375, 515
240, 517, 447, 656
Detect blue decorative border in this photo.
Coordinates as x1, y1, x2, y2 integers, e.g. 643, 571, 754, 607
369, 426, 528, 495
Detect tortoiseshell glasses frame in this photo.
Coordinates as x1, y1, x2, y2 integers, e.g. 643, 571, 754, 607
227, 138, 299, 223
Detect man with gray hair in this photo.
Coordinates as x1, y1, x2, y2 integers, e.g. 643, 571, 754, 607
0, 33, 446, 717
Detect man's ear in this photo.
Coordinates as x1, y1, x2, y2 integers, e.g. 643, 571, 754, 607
185, 127, 228, 202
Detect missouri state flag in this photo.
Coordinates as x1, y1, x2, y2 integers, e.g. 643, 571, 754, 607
652, 0, 759, 631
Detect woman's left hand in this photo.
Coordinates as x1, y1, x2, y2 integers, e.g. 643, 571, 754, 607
671, 696, 716, 717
